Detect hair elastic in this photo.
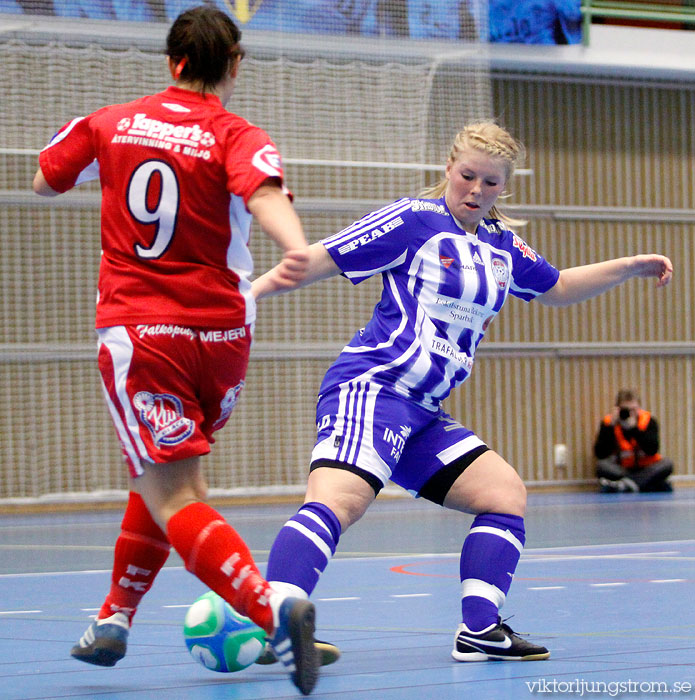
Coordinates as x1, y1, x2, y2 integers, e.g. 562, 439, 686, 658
174, 57, 188, 80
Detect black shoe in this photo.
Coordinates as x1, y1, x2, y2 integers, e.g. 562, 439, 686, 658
268, 595, 319, 695
256, 638, 340, 666
452, 618, 550, 662
70, 612, 129, 667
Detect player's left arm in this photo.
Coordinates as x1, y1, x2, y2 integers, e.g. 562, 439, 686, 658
247, 180, 312, 293
247, 181, 307, 253
537, 254, 673, 307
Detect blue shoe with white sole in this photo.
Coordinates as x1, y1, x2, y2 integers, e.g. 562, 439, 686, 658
70, 612, 129, 667
268, 596, 319, 695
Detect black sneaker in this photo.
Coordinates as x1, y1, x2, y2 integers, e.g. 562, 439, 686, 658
256, 638, 340, 666
451, 618, 550, 662
268, 595, 319, 695
70, 612, 129, 667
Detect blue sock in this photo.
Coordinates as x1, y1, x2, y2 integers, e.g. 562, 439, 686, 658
459, 513, 525, 632
266, 502, 341, 597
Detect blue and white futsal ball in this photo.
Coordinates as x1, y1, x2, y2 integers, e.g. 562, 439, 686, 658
183, 591, 266, 673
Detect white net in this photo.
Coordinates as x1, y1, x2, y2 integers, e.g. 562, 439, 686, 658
0, 3, 492, 503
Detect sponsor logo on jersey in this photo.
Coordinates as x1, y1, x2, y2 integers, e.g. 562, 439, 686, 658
479, 219, 501, 234
213, 380, 245, 429
411, 199, 448, 215
199, 132, 216, 147
133, 391, 194, 447
429, 337, 474, 371
251, 144, 282, 177
512, 234, 538, 261
472, 251, 484, 265
491, 258, 510, 289
112, 112, 216, 159
434, 296, 487, 327
439, 255, 476, 272
337, 216, 404, 254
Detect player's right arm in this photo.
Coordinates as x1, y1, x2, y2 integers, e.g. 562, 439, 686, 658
252, 197, 411, 300
32, 167, 60, 197
252, 242, 339, 300
32, 116, 97, 197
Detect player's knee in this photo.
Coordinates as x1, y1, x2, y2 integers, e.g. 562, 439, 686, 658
306, 466, 375, 530
323, 492, 369, 531
505, 478, 527, 516
467, 475, 526, 517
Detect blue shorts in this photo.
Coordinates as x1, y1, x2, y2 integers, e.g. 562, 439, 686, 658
310, 380, 488, 502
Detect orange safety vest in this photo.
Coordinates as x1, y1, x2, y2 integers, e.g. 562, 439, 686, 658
602, 410, 661, 469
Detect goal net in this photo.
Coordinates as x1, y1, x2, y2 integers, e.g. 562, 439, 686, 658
0, 1, 492, 503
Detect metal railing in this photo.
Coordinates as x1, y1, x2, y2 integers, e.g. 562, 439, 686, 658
581, 0, 695, 45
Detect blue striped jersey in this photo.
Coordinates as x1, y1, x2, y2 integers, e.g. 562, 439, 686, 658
319, 197, 560, 410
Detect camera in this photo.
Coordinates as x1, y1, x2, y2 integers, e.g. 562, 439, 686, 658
618, 407, 631, 421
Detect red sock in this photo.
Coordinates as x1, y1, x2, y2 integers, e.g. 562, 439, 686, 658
166, 502, 274, 634
99, 492, 171, 624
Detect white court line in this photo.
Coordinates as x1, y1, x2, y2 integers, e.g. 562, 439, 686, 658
316, 597, 360, 602
527, 586, 566, 591
0, 609, 42, 614
0, 568, 124, 578
651, 578, 686, 583
391, 593, 431, 598
590, 582, 628, 587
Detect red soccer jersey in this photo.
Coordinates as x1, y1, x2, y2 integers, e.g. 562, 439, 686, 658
39, 86, 287, 328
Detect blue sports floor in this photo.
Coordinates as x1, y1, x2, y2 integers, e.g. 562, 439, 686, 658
2, 490, 695, 699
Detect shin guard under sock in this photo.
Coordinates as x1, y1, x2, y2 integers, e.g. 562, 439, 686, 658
99, 491, 171, 623
266, 501, 341, 597
459, 512, 525, 632
166, 502, 274, 634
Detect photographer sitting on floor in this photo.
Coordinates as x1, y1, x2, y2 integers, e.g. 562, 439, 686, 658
594, 389, 673, 493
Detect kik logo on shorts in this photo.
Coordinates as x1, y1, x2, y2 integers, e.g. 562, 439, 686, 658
133, 391, 194, 447
213, 381, 245, 429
